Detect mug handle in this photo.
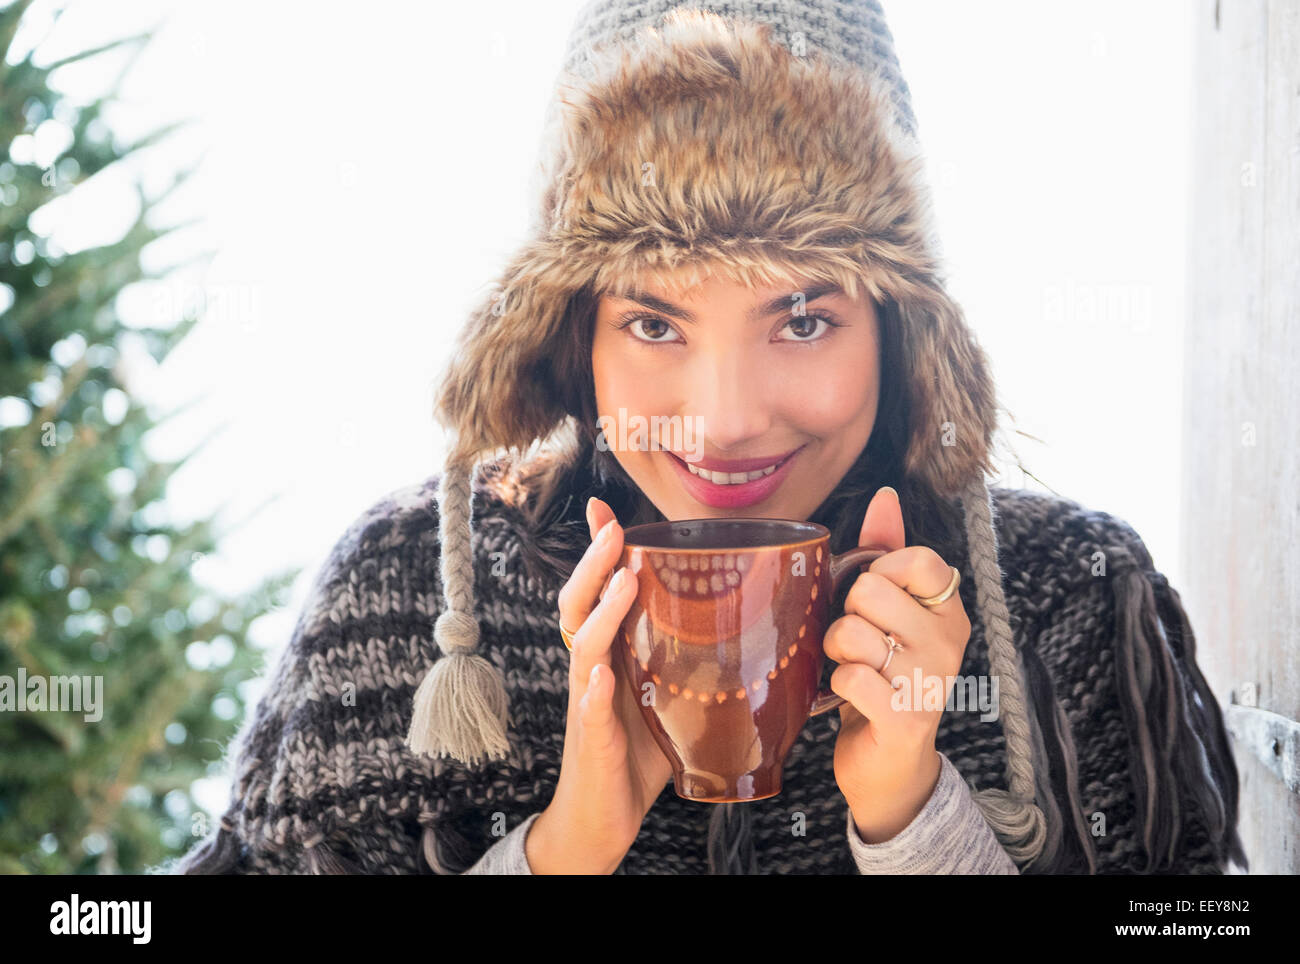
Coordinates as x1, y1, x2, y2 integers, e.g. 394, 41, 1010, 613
808, 545, 889, 716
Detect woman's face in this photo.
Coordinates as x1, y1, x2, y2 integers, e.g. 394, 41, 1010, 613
591, 267, 881, 522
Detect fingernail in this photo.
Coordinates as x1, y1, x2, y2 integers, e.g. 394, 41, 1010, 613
611, 568, 626, 591
586, 497, 596, 532
879, 485, 897, 499
589, 664, 600, 687
597, 519, 615, 546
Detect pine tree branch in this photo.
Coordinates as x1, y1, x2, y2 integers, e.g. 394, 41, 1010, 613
0, 422, 98, 547
36, 27, 152, 75
83, 666, 198, 848
2, 621, 52, 682
6, 354, 90, 456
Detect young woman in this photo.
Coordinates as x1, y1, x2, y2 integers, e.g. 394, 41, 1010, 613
173, 1, 1245, 875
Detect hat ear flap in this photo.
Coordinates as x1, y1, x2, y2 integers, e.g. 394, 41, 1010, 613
896, 287, 1000, 497
413, 242, 598, 766
435, 241, 592, 463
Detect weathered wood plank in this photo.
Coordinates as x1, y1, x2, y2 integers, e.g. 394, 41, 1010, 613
1184, 0, 1300, 874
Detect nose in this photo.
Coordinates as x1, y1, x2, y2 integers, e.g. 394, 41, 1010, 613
686, 349, 773, 452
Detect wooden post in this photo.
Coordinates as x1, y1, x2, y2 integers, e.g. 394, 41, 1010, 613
1184, 0, 1300, 874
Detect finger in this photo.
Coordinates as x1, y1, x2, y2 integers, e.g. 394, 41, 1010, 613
842, 571, 935, 652
823, 613, 892, 672
829, 660, 915, 740
868, 545, 962, 618
859, 485, 905, 554
577, 663, 620, 759
587, 496, 615, 540
568, 565, 637, 693
557, 514, 625, 635
587, 497, 619, 600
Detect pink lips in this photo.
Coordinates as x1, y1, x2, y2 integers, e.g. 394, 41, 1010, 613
666, 446, 804, 509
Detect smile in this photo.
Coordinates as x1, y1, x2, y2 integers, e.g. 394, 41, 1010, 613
665, 445, 806, 510
683, 457, 789, 484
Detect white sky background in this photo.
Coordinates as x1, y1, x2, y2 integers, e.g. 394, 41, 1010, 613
12, 0, 1192, 819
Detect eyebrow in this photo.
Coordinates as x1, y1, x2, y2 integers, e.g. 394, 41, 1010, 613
611, 282, 844, 324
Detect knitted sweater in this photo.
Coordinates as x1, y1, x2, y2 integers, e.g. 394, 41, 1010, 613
169, 468, 1244, 875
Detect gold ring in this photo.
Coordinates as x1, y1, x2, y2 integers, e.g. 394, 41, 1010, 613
559, 622, 578, 652
912, 565, 961, 608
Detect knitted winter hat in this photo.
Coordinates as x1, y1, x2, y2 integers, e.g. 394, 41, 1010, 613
408, 0, 1048, 865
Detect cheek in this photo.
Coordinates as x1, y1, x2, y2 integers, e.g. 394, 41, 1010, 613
590, 330, 616, 407
591, 338, 626, 411
776, 348, 880, 429
592, 334, 664, 411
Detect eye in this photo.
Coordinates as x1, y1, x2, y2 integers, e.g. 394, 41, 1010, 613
776, 311, 844, 343
615, 314, 683, 345
613, 309, 845, 347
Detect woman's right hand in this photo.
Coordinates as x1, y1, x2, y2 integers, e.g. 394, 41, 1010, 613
526, 497, 675, 874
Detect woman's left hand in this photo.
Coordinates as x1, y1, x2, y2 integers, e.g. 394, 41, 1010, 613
823, 485, 972, 843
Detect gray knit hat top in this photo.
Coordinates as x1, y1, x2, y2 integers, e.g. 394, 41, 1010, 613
408, 0, 1049, 866
559, 0, 919, 136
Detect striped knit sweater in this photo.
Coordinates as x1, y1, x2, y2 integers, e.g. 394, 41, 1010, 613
167, 467, 1245, 874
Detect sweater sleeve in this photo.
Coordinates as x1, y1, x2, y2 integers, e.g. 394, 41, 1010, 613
462, 812, 541, 874
844, 751, 1018, 874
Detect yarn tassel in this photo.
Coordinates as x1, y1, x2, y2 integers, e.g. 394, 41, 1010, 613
707, 802, 757, 875
1110, 562, 1175, 871
421, 822, 477, 874
405, 458, 512, 766
1109, 557, 1247, 872
305, 837, 367, 874
405, 610, 511, 764
968, 784, 1046, 863
174, 819, 240, 874
1148, 572, 1248, 871
1019, 639, 1097, 873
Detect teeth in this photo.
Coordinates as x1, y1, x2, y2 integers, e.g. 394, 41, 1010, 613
685, 459, 782, 484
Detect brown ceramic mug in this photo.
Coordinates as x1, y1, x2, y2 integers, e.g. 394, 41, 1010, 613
614, 518, 885, 803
